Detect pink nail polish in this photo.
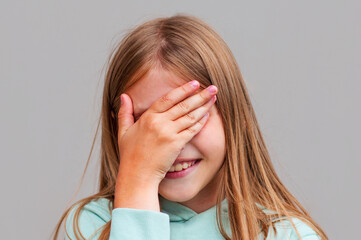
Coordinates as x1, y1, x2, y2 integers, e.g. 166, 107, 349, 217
190, 80, 199, 88
207, 86, 217, 93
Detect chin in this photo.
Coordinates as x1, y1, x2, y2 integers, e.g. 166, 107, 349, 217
158, 184, 198, 203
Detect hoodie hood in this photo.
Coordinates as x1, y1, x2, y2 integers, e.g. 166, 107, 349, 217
159, 194, 229, 222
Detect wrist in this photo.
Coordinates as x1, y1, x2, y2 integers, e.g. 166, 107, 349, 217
117, 165, 162, 187
114, 170, 161, 211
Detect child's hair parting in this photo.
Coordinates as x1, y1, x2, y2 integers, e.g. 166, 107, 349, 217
52, 13, 328, 240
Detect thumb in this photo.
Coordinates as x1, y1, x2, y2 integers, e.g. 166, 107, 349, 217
117, 93, 135, 141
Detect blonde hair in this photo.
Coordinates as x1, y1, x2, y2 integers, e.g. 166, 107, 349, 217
51, 14, 328, 240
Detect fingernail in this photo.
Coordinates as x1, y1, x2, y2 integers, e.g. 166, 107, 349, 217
189, 80, 199, 88
207, 85, 217, 94
202, 112, 210, 119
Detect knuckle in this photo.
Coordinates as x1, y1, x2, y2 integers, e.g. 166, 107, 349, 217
158, 129, 171, 142
181, 84, 190, 94
177, 101, 190, 112
184, 112, 196, 122
146, 115, 173, 139
187, 126, 198, 134
170, 138, 183, 151
159, 94, 173, 104
157, 132, 175, 148
200, 91, 208, 101
117, 111, 126, 119
145, 114, 158, 130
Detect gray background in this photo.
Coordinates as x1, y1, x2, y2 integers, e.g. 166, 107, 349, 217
1, 0, 359, 239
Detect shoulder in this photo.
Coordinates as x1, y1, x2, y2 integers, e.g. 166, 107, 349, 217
266, 217, 322, 240
65, 198, 112, 239
256, 203, 322, 240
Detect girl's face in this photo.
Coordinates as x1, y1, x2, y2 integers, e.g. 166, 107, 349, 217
124, 67, 226, 213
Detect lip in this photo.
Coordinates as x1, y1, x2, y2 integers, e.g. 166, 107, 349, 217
173, 158, 201, 165
165, 159, 201, 179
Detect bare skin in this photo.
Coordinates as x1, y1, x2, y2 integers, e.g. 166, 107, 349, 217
114, 68, 225, 213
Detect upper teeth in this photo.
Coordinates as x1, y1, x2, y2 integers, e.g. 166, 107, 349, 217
168, 161, 196, 172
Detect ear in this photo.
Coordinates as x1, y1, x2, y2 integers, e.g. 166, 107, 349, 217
111, 111, 115, 119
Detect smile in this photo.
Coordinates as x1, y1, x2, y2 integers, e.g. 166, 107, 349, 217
165, 159, 201, 179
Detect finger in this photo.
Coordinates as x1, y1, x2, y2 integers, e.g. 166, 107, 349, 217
117, 93, 135, 140
167, 85, 217, 121
174, 95, 216, 132
149, 80, 200, 115
178, 110, 210, 141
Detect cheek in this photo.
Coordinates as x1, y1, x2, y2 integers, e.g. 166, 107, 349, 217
192, 109, 226, 158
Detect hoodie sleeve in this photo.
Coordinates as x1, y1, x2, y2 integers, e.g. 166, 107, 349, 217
109, 208, 170, 239
289, 218, 322, 240
265, 217, 322, 240
64, 200, 170, 240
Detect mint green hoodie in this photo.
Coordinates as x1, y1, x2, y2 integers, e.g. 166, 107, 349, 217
65, 196, 321, 239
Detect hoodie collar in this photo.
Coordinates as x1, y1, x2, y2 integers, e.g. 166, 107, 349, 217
159, 195, 228, 222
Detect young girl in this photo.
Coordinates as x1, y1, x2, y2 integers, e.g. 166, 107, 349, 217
52, 14, 328, 240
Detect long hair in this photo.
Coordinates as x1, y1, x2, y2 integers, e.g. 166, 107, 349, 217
51, 14, 328, 240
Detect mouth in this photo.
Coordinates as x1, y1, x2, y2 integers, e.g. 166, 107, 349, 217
170, 158, 201, 169
165, 159, 201, 179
